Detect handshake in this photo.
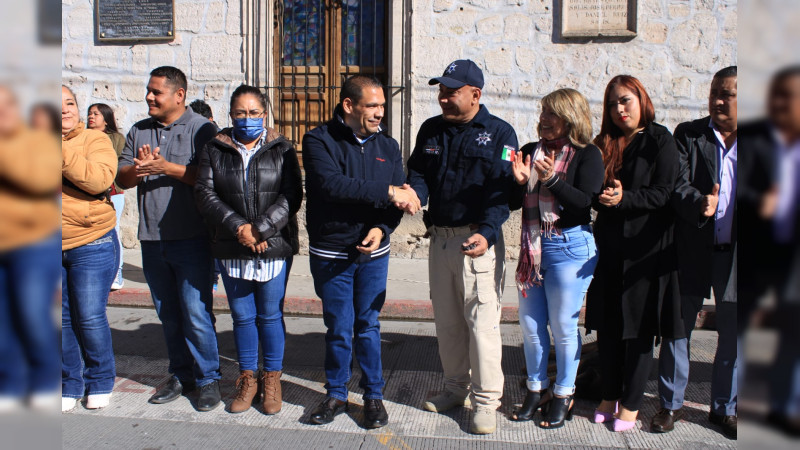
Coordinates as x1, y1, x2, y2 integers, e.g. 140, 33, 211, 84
389, 184, 422, 215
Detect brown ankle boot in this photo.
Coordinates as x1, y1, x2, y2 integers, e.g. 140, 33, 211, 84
260, 370, 282, 415
229, 370, 258, 413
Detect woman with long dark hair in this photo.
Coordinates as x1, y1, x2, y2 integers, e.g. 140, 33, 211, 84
585, 75, 682, 431
195, 85, 302, 415
87, 103, 126, 290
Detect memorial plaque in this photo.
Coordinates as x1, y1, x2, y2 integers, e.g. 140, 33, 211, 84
561, 0, 637, 38
96, 0, 174, 42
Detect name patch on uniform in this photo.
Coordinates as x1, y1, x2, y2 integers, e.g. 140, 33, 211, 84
424, 145, 442, 155
501, 145, 516, 162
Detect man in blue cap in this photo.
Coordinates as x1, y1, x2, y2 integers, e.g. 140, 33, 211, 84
406, 59, 517, 434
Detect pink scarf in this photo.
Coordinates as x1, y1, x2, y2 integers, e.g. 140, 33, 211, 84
516, 138, 575, 295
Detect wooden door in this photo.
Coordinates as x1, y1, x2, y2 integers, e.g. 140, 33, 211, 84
272, 0, 388, 160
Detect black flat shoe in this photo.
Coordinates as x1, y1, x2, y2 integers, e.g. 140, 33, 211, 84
196, 381, 221, 411
510, 389, 547, 421
149, 377, 195, 404
310, 397, 349, 425
540, 394, 574, 429
363, 399, 389, 429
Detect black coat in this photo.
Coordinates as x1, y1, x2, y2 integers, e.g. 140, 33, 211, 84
195, 128, 303, 260
585, 123, 684, 340
672, 117, 736, 303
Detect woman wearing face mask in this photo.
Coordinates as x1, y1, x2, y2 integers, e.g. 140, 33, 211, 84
585, 75, 682, 432
87, 103, 126, 290
61, 85, 119, 411
508, 88, 604, 429
195, 85, 302, 415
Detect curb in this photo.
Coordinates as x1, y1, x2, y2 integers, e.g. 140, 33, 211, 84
109, 288, 717, 329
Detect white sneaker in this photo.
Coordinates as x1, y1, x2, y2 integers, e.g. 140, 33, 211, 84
0, 396, 22, 413
28, 392, 60, 413
86, 393, 111, 409
61, 397, 78, 412
423, 391, 471, 413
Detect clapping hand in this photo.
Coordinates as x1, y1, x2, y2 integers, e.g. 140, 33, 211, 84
511, 151, 531, 185
134, 144, 169, 177
532, 151, 555, 183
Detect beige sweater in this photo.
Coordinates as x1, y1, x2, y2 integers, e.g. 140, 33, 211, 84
61, 123, 118, 251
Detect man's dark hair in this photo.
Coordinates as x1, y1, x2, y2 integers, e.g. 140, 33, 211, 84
771, 65, 800, 85
339, 75, 383, 104
229, 84, 268, 111
149, 66, 188, 92
713, 66, 737, 80
189, 99, 214, 120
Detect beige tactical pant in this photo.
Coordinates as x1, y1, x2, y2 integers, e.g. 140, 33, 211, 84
428, 225, 505, 409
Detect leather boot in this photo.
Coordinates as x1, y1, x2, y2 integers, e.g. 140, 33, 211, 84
229, 370, 258, 413
260, 370, 282, 415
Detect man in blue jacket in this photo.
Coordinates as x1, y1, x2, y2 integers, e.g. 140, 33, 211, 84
407, 60, 517, 434
302, 75, 418, 428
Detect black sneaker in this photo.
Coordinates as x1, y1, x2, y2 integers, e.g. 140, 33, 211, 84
363, 399, 389, 429
196, 381, 221, 412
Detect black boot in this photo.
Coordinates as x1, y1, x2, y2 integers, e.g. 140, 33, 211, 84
510, 389, 546, 421
540, 394, 574, 429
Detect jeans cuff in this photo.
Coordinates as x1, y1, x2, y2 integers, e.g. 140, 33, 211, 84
552, 384, 575, 397
363, 394, 383, 400
327, 391, 348, 402
526, 378, 549, 392
662, 400, 684, 410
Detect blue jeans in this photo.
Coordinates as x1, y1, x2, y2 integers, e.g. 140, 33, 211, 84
221, 258, 291, 372
310, 255, 388, 401
518, 225, 598, 396
0, 233, 61, 397
110, 194, 124, 284
62, 229, 119, 398
141, 238, 220, 386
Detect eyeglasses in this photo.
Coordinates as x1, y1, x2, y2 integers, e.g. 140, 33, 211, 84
232, 109, 265, 119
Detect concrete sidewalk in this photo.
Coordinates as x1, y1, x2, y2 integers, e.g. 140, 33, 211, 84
110, 248, 716, 326
62, 307, 734, 449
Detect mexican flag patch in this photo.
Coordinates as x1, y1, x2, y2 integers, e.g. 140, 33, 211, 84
501, 145, 516, 162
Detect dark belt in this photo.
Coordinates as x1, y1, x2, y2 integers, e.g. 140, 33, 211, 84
713, 243, 732, 252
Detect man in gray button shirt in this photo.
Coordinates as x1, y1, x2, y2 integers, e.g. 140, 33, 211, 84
117, 66, 222, 411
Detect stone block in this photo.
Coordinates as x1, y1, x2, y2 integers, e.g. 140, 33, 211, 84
672, 76, 692, 98
526, 0, 550, 15
642, 0, 664, 16
67, 3, 93, 39
63, 43, 85, 72
671, 13, 719, 71
120, 77, 145, 102
483, 47, 514, 75
412, 36, 461, 75
205, 2, 226, 33
131, 45, 148, 75
204, 82, 226, 100
722, 8, 737, 41
642, 22, 669, 44
476, 15, 503, 36
177, 2, 205, 33
92, 81, 116, 100
435, 8, 478, 35
150, 47, 175, 69
226, 0, 241, 35
504, 13, 533, 41
467, 0, 490, 8
515, 45, 536, 74
189, 35, 244, 81
432, 0, 454, 12
668, 3, 691, 19
89, 47, 121, 70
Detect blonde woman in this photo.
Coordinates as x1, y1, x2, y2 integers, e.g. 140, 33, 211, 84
509, 88, 604, 428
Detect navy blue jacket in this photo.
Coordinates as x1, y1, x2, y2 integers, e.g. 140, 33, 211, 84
302, 105, 405, 260
406, 105, 517, 247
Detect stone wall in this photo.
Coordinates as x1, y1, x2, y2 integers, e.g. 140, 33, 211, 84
62, 0, 736, 258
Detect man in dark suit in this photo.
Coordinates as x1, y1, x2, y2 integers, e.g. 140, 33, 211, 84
652, 66, 738, 438
740, 66, 800, 437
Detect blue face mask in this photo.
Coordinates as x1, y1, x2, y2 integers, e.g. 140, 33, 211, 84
233, 118, 264, 141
